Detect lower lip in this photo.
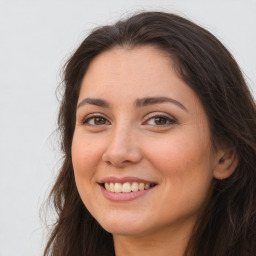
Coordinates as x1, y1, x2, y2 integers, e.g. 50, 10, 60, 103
100, 185, 155, 202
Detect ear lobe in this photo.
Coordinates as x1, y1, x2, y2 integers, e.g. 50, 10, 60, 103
213, 149, 239, 180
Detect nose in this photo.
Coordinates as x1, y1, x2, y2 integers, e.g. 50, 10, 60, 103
102, 125, 143, 168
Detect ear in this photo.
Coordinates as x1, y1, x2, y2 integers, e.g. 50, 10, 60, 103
213, 148, 239, 180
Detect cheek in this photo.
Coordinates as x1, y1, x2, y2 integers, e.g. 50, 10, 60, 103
146, 137, 214, 220
71, 134, 102, 214
144, 131, 214, 191
145, 134, 204, 169
71, 133, 103, 199
72, 133, 103, 174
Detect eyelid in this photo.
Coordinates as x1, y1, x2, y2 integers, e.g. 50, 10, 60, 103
142, 112, 177, 125
80, 113, 111, 125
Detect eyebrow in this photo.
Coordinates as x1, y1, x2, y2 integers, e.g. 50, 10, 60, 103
134, 97, 187, 111
77, 96, 187, 111
77, 98, 110, 109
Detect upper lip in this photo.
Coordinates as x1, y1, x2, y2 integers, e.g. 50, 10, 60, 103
98, 176, 157, 184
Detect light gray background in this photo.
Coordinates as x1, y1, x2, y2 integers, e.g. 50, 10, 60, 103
0, 1, 255, 255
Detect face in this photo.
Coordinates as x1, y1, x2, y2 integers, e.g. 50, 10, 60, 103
72, 46, 219, 238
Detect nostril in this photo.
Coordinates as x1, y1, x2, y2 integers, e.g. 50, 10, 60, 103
102, 147, 143, 167
123, 160, 131, 163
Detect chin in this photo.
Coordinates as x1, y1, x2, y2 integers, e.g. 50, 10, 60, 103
97, 214, 149, 236
103, 224, 147, 237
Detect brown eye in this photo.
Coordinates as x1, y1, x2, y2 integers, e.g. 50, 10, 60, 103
83, 116, 110, 126
154, 117, 168, 125
144, 115, 176, 126
94, 117, 106, 125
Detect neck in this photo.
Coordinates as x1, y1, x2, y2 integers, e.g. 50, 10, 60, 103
113, 219, 195, 256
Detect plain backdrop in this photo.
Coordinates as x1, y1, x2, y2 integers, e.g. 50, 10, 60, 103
0, 1, 255, 255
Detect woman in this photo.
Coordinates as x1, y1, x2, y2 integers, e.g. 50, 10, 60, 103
44, 11, 256, 256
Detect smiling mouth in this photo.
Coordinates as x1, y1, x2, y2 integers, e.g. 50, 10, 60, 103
101, 182, 156, 193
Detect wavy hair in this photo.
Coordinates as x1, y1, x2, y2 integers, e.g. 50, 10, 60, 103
44, 11, 256, 256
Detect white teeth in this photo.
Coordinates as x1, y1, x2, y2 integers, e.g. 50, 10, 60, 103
110, 182, 114, 192
122, 182, 131, 193
105, 182, 110, 191
104, 182, 153, 193
139, 183, 144, 191
144, 183, 150, 189
131, 182, 139, 192
114, 183, 122, 193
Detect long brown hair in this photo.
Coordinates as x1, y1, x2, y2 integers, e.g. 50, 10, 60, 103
44, 11, 256, 255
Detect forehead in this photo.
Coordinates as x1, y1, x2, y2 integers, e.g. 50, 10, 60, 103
78, 45, 207, 117
80, 45, 186, 98
84, 45, 172, 83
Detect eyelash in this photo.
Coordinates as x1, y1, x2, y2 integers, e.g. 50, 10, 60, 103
81, 114, 110, 126
81, 112, 176, 128
143, 113, 176, 126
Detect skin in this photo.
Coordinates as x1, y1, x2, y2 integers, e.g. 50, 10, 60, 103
72, 45, 237, 256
